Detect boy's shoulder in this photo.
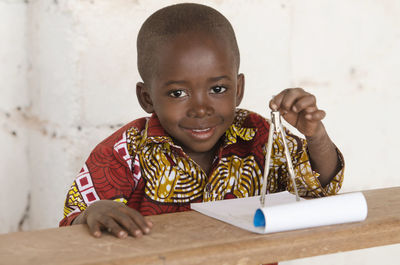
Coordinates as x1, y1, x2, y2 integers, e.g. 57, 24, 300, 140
234, 108, 270, 130
91, 116, 150, 155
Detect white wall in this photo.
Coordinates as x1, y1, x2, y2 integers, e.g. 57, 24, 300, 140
0, 0, 29, 233
0, 0, 399, 264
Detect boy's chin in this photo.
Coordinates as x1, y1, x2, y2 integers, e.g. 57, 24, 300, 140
172, 133, 222, 155
179, 141, 218, 155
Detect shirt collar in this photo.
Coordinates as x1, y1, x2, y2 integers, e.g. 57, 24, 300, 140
146, 113, 169, 138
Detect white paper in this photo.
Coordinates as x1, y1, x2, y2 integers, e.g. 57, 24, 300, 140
191, 191, 368, 234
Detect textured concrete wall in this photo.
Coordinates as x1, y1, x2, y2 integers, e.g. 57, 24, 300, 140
0, 0, 29, 233
1, 0, 399, 263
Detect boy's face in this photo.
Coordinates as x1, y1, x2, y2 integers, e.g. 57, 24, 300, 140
137, 31, 244, 156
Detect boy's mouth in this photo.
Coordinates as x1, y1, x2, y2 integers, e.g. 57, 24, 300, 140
183, 127, 216, 140
192, 128, 211, 132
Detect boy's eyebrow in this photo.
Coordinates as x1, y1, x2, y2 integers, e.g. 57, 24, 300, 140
163, 80, 188, 87
163, 75, 232, 87
208, 75, 231, 82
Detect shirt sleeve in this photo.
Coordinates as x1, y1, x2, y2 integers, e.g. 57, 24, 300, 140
59, 129, 138, 227
267, 125, 344, 198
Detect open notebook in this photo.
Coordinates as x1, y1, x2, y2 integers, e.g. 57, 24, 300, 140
191, 191, 368, 234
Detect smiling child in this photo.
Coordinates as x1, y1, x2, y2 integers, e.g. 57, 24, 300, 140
60, 3, 344, 240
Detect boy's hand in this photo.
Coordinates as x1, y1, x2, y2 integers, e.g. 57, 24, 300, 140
73, 200, 153, 239
269, 88, 325, 137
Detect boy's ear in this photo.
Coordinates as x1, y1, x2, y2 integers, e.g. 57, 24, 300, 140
136, 82, 155, 113
235, 73, 245, 107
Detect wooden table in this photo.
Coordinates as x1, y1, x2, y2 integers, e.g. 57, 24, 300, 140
1, 187, 399, 265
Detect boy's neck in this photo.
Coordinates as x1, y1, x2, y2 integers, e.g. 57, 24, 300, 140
184, 145, 218, 175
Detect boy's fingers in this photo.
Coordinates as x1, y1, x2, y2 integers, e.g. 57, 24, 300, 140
86, 215, 103, 238
305, 110, 326, 121
82, 201, 152, 239
100, 216, 128, 239
270, 92, 285, 111
279, 88, 305, 112
292, 94, 317, 113
146, 218, 153, 228
270, 88, 306, 112
110, 209, 145, 237
269, 98, 279, 111
126, 208, 152, 235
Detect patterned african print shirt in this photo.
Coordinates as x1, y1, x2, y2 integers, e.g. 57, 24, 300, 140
60, 109, 344, 226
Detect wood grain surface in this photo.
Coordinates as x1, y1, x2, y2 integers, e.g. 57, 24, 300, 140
1, 187, 399, 265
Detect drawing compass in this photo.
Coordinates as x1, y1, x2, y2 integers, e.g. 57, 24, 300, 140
260, 111, 300, 207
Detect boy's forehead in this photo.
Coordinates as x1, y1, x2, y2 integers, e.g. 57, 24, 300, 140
156, 31, 236, 66
152, 32, 236, 79
165, 31, 229, 53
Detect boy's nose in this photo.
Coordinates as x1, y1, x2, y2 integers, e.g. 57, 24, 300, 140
187, 94, 214, 118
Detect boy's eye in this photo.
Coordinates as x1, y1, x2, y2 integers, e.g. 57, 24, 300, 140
210, 86, 227, 94
169, 90, 187, 98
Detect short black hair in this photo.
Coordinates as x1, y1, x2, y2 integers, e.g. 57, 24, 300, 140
137, 3, 240, 85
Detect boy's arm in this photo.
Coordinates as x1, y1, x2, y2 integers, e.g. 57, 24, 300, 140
305, 122, 341, 186
60, 126, 152, 238
269, 87, 343, 195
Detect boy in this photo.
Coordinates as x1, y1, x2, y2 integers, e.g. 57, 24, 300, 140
60, 3, 343, 240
